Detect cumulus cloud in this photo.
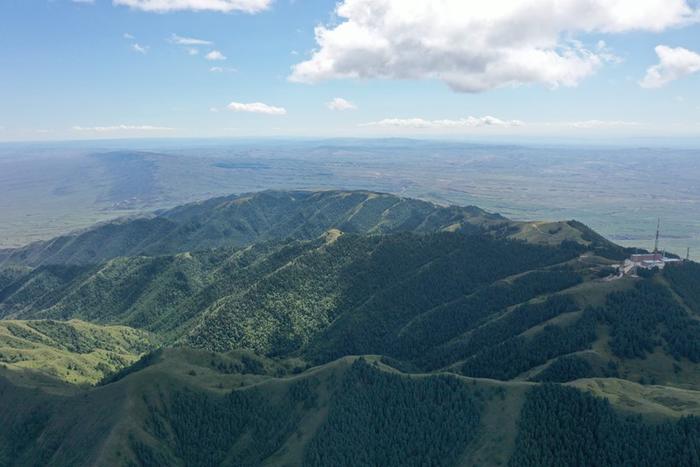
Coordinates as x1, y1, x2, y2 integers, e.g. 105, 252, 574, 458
640, 45, 700, 88
72, 125, 174, 132
205, 50, 226, 61
131, 43, 149, 54
290, 0, 699, 92
123, 32, 135, 40
227, 101, 287, 115
361, 116, 524, 129
327, 97, 357, 111
113, 0, 273, 13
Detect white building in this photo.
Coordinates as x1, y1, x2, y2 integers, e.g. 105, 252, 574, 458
623, 252, 681, 273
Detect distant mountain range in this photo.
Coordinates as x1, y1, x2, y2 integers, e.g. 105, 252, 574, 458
1, 190, 698, 466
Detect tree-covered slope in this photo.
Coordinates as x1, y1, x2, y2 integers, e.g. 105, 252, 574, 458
0, 265, 31, 291
511, 384, 700, 466
664, 261, 700, 315
3, 350, 700, 467
0, 264, 90, 318
2, 230, 586, 372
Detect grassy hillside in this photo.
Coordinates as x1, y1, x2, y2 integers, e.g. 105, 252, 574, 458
0, 320, 156, 385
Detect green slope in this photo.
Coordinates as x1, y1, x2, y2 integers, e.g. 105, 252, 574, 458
0, 320, 157, 385
664, 260, 700, 314
0, 264, 90, 318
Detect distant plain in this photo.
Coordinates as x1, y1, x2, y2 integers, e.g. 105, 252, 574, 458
1, 139, 698, 259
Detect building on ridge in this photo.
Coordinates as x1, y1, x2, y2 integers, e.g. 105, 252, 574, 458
621, 219, 682, 275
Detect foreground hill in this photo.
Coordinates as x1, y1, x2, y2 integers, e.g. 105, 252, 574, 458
3, 350, 700, 467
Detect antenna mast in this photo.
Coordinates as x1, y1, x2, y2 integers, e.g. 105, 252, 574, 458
654, 218, 660, 254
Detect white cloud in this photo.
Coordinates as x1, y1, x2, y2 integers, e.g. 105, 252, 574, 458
566, 120, 639, 129
227, 101, 287, 115
72, 125, 174, 132
123, 32, 135, 40
131, 43, 149, 54
327, 97, 357, 111
210, 66, 237, 72
113, 0, 273, 13
205, 50, 226, 61
169, 33, 212, 45
290, 0, 699, 92
362, 116, 524, 128
640, 45, 700, 88
72, 0, 95, 4
186, 47, 199, 55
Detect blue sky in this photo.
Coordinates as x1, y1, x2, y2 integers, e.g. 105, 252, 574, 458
1, 0, 699, 142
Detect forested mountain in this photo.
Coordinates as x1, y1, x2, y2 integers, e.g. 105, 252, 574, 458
0, 189, 622, 268
0, 190, 698, 466
0, 190, 500, 267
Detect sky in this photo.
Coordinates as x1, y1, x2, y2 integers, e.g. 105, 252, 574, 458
0, 0, 699, 142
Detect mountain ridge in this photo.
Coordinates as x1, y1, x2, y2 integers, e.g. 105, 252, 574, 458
0, 189, 616, 268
